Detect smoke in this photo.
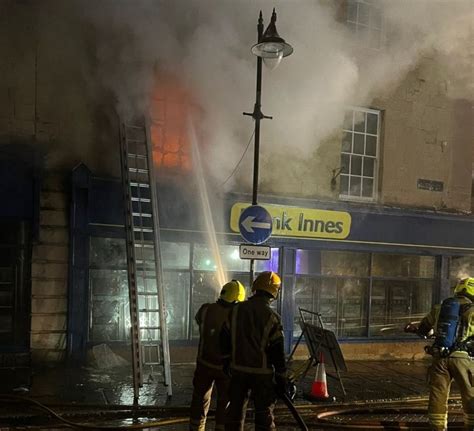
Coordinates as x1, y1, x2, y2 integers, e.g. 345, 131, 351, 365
35, 0, 473, 191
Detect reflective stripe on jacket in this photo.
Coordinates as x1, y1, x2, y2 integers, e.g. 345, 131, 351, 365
229, 295, 285, 375
196, 300, 233, 369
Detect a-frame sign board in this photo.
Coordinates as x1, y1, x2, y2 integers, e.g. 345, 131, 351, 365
288, 308, 347, 397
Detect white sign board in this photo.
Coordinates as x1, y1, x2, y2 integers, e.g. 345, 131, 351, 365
239, 244, 271, 260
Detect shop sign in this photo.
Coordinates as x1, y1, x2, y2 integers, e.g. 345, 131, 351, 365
230, 203, 351, 240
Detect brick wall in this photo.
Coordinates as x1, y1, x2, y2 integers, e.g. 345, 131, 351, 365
30, 173, 69, 364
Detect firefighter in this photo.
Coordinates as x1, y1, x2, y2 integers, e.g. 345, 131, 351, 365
189, 279, 246, 431
222, 271, 289, 431
405, 277, 474, 431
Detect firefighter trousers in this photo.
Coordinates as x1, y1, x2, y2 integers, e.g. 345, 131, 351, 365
427, 356, 474, 431
225, 371, 277, 431
189, 362, 230, 431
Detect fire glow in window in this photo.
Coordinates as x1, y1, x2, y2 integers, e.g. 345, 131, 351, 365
149, 76, 194, 172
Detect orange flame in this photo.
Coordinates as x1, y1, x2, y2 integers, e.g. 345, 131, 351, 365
149, 74, 194, 172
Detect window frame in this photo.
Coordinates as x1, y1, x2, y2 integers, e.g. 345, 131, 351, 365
339, 106, 381, 203
346, 0, 384, 51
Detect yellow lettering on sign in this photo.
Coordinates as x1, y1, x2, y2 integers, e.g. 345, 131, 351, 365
230, 203, 351, 240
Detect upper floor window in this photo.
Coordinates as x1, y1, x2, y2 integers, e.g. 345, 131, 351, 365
340, 107, 380, 201
346, 0, 383, 50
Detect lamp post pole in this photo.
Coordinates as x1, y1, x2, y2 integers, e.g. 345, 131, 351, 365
244, 9, 292, 286
244, 12, 272, 284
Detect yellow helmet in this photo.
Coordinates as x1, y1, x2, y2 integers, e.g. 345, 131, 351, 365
252, 271, 282, 299
454, 277, 474, 299
220, 280, 246, 303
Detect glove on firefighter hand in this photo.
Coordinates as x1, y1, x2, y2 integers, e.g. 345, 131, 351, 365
287, 382, 297, 401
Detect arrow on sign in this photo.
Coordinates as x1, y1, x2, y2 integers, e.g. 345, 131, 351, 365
241, 216, 272, 233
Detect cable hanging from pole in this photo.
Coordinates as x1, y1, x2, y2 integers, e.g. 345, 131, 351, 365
221, 130, 255, 187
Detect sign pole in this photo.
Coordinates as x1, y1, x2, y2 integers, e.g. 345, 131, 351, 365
247, 13, 264, 287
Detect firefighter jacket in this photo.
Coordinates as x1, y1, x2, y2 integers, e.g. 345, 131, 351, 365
195, 299, 234, 369
418, 295, 474, 358
223, 293, 286, 376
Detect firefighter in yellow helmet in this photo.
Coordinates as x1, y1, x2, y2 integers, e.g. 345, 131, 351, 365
222, 271, 288, 431
405, 277, 474, 431
189, 280, 246, 431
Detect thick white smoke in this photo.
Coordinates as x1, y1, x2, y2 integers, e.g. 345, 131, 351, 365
38, 0, 473, 191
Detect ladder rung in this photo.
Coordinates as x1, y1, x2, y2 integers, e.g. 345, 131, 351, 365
136, 260, 155, 266
131, 197, 151, 203
133, 227, 153, 233
130, 182, 150, 188
134, 243, 155, 248
140, 326, 161, 330
129, 168, 149, 174
128, 153, 147, 160
132, 212, 152, 218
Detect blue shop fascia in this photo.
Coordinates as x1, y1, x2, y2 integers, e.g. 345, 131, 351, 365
69, 165, 474, 358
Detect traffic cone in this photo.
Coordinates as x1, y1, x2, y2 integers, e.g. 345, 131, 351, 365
310, 353, 329, 400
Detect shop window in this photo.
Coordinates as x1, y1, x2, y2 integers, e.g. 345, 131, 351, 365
161, 242, 190, 270
340, 107, 380, 201
346, 0, 383, 50
163, 272, 190, 340
89, 269, 129, 342
294, 277, 368, 338
89, 236, 130, 342
369, 280, 432, 338
321, 251, 370, 276
193, 244, 248, 272
294, 249, 434, 340
372, 254, 435, 278
161, 242, 191, 340
296, 250, 370, 276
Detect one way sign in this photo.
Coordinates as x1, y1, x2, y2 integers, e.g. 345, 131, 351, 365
238, 205, 272, 244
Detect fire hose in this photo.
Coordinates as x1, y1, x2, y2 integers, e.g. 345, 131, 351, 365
0, 393, 464, 430
278, 391, 309, 431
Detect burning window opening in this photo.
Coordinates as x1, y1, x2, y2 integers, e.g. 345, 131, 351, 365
149, 75, 200, 174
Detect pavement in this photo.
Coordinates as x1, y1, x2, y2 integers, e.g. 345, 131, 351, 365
0, 358, 464, 430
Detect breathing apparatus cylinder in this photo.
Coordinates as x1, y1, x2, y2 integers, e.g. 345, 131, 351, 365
428, 297, 461, 356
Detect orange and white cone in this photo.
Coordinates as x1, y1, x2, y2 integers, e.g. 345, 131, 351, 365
310, 353, 329, 400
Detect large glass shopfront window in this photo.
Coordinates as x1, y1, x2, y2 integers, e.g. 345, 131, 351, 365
89, 237, 279, 342
294, 250, 369, 337
294, 250, 435, 339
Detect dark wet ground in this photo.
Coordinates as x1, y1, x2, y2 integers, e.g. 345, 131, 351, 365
0, 359, 464, 430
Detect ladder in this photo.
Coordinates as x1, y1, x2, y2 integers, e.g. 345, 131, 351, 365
119, 117, 172, 403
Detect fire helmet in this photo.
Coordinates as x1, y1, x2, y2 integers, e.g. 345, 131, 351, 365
220, 279, 246, 303
252, 271, 282, 299
454, 277, 474, 300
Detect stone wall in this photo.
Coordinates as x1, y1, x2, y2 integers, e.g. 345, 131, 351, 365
30, 173, 69, 363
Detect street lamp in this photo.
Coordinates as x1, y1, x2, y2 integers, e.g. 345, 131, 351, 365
244, 9, 293, 283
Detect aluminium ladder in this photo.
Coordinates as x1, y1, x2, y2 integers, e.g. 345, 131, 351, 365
119, 118, 172, 403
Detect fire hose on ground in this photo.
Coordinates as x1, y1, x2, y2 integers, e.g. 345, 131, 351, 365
0, 393, 465, 430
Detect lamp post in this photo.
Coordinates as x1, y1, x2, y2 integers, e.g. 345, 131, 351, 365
244, 9, 293, 284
